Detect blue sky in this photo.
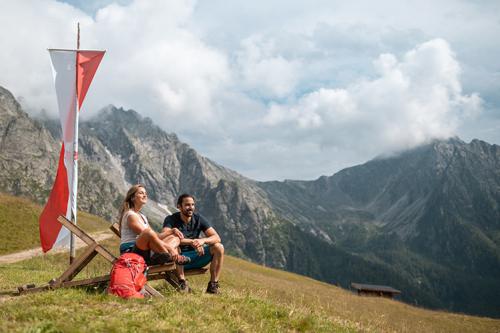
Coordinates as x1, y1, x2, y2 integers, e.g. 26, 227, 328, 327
1, 0, 499, 180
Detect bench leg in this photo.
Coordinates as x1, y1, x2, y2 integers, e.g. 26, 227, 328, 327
163, 271, 181, 291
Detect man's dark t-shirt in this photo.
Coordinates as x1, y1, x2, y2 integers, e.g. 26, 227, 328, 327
163, 212, 212, 251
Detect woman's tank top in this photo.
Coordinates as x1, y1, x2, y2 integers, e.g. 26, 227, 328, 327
120, 210, 150, 245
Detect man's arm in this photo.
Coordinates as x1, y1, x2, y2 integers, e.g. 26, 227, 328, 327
182, 227, 221, 256
192, 227, 221, 248
175, 227, 221, 248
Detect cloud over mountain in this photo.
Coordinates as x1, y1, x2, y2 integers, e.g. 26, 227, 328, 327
263, 39, 482, 153
0, 0, 497, 180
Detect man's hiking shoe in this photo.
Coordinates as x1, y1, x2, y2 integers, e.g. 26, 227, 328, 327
206, 281, 220, 294
178, 279, 191, 293
149, 252, 172, 265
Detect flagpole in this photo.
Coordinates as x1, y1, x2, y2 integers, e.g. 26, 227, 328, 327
69, 22, 81, 264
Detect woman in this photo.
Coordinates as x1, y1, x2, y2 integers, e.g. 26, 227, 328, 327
119, 184, 188, 265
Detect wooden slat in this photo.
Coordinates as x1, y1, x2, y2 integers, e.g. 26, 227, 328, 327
15, 285, 51, 295
146, 265, 206, 276
95, 245, 117, 264
109, 223, 121, 237
163, 271, 181, 290
147, 263, 176, 274
144, 284, 163, 298
60, 275, 111, 288
57, 215, 97, 247
144, 273, 166, 282
52, 244, 98, 286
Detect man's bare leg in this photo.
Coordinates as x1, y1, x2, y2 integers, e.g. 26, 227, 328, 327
209, 243, 224, 282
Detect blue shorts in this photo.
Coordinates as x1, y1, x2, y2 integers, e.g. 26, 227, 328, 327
120, 241, 136, 254
182, 244, 212, 270
120, 241, 151, 264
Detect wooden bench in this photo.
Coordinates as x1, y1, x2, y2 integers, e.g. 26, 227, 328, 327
108, 222, 207, 290
350, 282, 401, 299
15, 215, 205, 297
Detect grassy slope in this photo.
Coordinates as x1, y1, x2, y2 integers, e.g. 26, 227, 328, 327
0, 194, 499, 332
0, 193, 110, 255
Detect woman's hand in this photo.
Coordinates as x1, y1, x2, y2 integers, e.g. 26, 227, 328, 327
166, 245, 178, 262
172, 228, 184, 239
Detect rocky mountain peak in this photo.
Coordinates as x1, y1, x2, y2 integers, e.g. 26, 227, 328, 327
87, 105, 175, 141
1, 84, 499, 317
0, 86, 24, 117
0, 86, 28, 122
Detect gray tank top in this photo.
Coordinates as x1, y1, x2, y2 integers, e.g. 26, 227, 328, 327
120, 210, 150, 245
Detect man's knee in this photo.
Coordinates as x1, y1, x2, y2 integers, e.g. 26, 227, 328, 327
211, 242, 224, 255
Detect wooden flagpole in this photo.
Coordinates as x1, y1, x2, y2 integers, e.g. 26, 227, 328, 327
70, 22, 80, 264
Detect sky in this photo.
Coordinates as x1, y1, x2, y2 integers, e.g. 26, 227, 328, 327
1, 0, 499, 181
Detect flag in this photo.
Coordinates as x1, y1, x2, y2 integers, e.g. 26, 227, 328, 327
39, 49, 105, 252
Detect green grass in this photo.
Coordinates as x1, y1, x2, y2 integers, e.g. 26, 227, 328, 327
0, 194, 499, 332
1, 241, 499, 333
0, 240, 354, 333
0, 193, 110, 255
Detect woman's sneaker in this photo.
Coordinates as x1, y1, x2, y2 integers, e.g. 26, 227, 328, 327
175, 255, 191, 266
149, 252, 172, 265
149, 253, 191, 266
206, 281, 220, 294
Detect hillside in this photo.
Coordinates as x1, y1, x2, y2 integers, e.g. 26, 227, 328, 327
0, 192, 110, 255
0, 198, 499, 332
258, 138, 500, 317
1, 85, 499, 317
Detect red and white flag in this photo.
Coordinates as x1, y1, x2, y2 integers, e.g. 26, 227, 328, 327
39, 49, 105, 252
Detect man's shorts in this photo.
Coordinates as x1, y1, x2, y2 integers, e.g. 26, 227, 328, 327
181, 244, 212, 270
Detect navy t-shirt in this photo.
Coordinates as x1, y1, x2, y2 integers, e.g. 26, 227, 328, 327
163, 212, 212, 251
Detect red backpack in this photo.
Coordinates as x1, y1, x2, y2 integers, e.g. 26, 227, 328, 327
108, 253, 148, 299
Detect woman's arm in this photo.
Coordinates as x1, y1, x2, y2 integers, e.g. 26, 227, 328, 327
127, 213, 148, 235
159, 227, 184, 240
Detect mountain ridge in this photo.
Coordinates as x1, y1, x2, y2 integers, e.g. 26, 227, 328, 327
1, 85, 499, 317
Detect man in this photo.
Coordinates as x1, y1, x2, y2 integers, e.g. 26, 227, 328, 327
162, 193, 224, 294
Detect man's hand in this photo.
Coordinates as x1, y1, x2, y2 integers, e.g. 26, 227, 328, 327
191, 239, 205, 256
172, 228, 184, 239
195, 245, 205, 256
192, 238, 205, 248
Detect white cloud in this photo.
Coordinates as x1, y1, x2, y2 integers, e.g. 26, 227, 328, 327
236, 35, 302, 99
0, 0, 230, 128
88, 0, 231, 127
0, 0, 497, 181
261, 39, 482, 156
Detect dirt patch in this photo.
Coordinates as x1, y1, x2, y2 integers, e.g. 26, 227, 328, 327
0, 231, 113, 264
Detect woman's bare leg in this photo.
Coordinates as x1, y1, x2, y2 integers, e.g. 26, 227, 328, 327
135, 229, 179, 260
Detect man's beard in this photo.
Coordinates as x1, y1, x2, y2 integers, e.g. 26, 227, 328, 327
182, 210, 193, 217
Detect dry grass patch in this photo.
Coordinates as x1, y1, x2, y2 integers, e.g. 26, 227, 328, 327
0, 192, 110, 255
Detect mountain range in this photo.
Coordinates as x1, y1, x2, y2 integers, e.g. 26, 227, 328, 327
1, 85, 498, 317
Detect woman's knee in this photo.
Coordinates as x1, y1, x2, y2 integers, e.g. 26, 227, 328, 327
136, 229, 156, 246
164, 235, 180, 247
140, 228, 156, 238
